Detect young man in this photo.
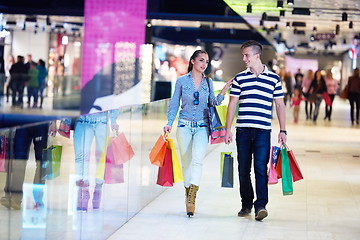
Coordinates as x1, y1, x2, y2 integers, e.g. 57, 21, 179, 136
224, 40, 287, 221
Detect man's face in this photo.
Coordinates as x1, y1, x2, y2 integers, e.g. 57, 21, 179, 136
242, 47, 259, 69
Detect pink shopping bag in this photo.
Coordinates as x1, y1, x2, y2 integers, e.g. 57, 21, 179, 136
104, 142, 124, 184
111, 132, 135, 165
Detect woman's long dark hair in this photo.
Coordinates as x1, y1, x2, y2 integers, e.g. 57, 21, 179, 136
187, 49, 208, 73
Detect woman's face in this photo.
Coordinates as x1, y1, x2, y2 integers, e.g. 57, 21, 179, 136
191, 53, 209, 73
316, 71, 321, 80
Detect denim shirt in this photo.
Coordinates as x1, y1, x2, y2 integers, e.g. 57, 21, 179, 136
166, 72, 225, 127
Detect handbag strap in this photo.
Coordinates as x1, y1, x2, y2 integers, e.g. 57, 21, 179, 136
205, 77, 213, 107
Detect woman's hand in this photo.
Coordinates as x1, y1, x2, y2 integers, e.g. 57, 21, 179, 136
111, 123, 119, 133
163, 125, 172, 134
220, 77, 234, 96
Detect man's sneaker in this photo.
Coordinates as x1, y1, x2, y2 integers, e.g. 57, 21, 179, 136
237, 208, 251, 217
255, 208, 268, 221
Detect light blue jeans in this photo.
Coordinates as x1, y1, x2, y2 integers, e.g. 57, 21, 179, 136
176, 119, 209, 187
73, 118, 108, 185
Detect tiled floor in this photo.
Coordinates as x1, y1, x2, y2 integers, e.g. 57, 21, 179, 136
108, 98, 360, 240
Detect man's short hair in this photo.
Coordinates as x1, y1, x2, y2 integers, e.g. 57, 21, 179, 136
241, 40, 263, 55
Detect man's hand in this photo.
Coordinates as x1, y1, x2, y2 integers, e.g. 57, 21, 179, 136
224, 130, 233, 144
278, 132, 287, 145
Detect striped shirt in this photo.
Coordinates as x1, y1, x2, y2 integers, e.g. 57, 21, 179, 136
230, 65, 283, 130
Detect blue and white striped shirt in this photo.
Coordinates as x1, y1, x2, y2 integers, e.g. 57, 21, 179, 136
230, 65, 283, 130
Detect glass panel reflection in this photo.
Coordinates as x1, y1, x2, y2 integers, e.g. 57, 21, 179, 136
0, 99, 170, 239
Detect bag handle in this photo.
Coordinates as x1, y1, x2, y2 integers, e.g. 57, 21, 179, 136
205, 77, 213, 107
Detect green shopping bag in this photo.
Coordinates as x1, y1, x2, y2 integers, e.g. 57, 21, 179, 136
42, 145, 62, 180
281, 145, 293, 195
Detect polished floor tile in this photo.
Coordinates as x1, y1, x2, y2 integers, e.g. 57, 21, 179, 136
109, 98, 360, 240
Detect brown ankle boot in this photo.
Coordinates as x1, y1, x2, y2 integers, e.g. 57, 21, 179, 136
185, 187, 190, 204
186, 184, 199, 217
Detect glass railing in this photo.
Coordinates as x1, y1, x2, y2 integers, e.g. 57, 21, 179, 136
0, 99, 170, 240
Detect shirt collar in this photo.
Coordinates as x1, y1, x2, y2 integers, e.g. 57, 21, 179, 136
245, 64, 270, 75
187, 71, 207, 79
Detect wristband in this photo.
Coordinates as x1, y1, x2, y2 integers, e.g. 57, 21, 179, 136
280, 130, 287, 135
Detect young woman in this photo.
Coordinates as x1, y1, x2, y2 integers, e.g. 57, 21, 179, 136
163, 50, 232, 217
308, 70, 327, 122
324, 70, 338, 121
302, 69, 314, 120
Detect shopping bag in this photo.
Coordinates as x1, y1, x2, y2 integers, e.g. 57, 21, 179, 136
41, 145, 62, 180
104, 142, 124, 184
208, 106, 226, 144
96, 137, 111, 180
167, 138, 184, 183
322, 92, 332, 106
288, 148, 304, 182
0, 135, 6, 172
210, 129, 226, 144
58, 119, 71, 138
156, 147, 174, 187
268, 161, 278, 184
271, 146, 281, 166
149, 134, 167, 167
220, 152, 233, 188
215, 105, 228, 126
268, 146, 280, 184
111, 132, 135, 165
275, 152, 282, 179
281, 146, 293, 195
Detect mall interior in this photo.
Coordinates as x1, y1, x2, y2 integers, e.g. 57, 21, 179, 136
0, 0, 360, 239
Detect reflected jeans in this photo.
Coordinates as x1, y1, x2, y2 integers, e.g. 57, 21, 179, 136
176, 119, 208, 187
73, 119, 108, 185
236, 127, 271, 212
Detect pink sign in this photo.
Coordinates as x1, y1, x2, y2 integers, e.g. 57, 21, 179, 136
81, 0, 147, 87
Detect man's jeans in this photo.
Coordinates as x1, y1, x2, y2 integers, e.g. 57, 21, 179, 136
236, 127, 271, 212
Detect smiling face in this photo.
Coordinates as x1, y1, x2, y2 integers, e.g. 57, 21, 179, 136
191, 53, 209, 74
242, 46, 260, 69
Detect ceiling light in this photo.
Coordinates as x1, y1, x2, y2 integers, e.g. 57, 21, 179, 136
280, 10, 285, 16
287, 0, 294, 5
247, 3, 252, 13
342, 12, 348, 21
261, 12, 267, 21
292, 8, 311, 15
349, 21, 353, 29
277, 1, 284, 9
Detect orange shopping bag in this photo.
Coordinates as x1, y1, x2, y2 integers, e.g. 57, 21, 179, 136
149, 134, 167, 167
